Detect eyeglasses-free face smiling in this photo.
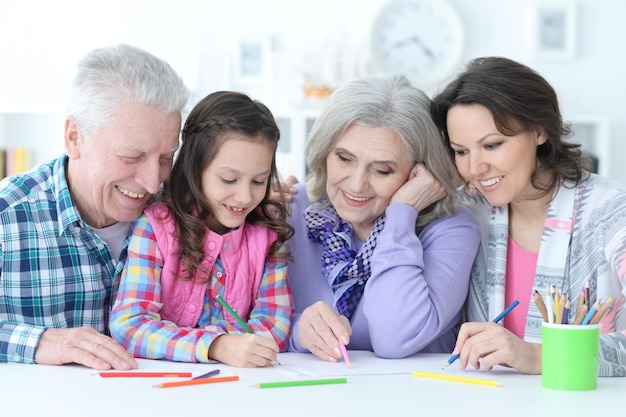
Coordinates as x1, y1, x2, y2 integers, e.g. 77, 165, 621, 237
446, 104, 547, 207
325, 123, 414, 240
201, 133, 274, 235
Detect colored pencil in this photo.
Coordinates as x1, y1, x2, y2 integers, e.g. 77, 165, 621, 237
251, 378, 347, 389
492, 299, 520, 323
584, 280, 591, 307
533, 290, 549, 322
581, 300, 600, 325
555, 294, 566, 325
215, 294, 253, 333
93, 372, 192, 378
338, 340, 352, 368
153, 375, 239, 389
589, 297, 613, 325
574, 302, 588, 325
191, 369, 221, 380
561, 299, 570, 324
442, 300, 519, 369
546, 286, 554, 324
215, 294, 281, 366
413, 371, 503, 387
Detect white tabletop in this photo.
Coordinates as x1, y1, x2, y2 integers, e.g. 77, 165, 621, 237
1, 351, 622, 417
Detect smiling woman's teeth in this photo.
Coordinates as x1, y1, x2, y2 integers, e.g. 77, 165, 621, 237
480, 176, 503, 187
345, 192, 369, 202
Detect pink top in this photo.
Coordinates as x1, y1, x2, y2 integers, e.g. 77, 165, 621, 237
505, 236, 538, 338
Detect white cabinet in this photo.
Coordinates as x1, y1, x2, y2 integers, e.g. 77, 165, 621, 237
274, 101, 325, 181
568, 115, 610, 177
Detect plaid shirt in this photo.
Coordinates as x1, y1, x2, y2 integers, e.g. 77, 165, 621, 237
0, 155, 126, 363
109, 214, 293, 362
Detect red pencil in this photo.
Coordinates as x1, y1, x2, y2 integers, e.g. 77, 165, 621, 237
153, 375, 239, 389
94, 372, 193, 378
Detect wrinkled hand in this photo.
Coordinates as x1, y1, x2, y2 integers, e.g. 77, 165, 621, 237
297, 301, 352, 362
453, 322, 542, 374
208, 333, 279, 368
35, 327, 138, 370
270, 175, 299, 203
390, 164, 446, 212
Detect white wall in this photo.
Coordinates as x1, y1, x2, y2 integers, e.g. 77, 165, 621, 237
1, 0, 625, 182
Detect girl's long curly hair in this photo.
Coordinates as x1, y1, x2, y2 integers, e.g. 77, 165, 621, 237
159, 91, 293, 281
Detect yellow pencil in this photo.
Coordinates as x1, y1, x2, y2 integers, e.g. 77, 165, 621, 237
412, 371, 503, 387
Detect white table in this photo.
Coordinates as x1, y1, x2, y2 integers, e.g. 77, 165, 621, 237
1, 351, 622, 417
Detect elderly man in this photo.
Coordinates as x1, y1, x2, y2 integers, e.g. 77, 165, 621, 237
0, 44, 189, 369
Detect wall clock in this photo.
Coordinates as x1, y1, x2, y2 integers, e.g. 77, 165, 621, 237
370, 0, 465, 89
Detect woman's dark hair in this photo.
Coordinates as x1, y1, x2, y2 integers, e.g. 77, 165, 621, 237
160, 91, 293, 281
431, 56, 588, 197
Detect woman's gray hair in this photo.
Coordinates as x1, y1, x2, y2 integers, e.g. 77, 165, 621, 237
305, 74, 457, 228
67, 43, 189, 138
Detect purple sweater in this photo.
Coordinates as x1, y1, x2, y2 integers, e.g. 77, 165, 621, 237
287, 183, 480, 357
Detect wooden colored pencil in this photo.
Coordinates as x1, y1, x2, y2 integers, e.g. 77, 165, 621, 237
561, 299, 570, 324
251, 378, 347, 389
590, 297, 614, 325
581, 301, 600, 325
93, 372, 192, 378
412, 371, 503, 387
555, 294, 566, 325
546, 286, 554, 324
533, 290, 549, 322
584, 280, 591, 307
574, 303, 588, 325
153, 375, 239, 388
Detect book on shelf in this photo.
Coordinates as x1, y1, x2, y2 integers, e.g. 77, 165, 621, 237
1, 147, 34, 179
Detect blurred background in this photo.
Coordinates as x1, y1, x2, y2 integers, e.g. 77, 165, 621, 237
1, 0, 624, 183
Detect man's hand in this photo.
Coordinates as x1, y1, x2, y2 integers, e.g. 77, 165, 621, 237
35, 327, 138, 370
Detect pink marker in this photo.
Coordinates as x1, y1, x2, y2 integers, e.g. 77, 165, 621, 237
338, 340, 351, 368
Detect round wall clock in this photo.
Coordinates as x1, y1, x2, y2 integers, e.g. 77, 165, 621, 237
370, 0, 465, 88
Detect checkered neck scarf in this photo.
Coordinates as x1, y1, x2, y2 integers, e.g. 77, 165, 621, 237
305, 204, 386, 321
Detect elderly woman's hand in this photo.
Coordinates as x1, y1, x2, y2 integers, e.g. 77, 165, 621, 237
297, 301, 352, 362
270, 175, 299, 203
390, 163, 446, 212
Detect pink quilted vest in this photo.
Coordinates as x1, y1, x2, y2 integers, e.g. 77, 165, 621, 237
144, 203, 277, 327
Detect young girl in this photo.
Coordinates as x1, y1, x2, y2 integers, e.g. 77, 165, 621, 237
110, 91, 294, 367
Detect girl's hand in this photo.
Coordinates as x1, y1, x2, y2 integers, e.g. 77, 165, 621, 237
208, 333, 279, 368
453, 322, 542, 374
297, 301, 352, 362
390, 164, 446, 212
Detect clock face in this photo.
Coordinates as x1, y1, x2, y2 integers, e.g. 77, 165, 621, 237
370, 0, 464, 88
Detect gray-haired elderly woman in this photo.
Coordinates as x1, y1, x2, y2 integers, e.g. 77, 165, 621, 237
283, 74, 480, 362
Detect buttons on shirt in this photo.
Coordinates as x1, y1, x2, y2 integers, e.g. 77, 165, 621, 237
208, 242, 216, 251
11, 353, 21, 362
223, 242, 231, 250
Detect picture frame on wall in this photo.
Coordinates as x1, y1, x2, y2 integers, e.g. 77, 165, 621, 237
532, 1, 577, 59
232, 38, 271, 86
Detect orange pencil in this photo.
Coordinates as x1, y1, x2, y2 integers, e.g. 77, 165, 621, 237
153, 375, 239, 388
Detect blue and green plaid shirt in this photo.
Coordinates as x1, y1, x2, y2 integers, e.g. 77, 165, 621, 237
0, 155, 128, 363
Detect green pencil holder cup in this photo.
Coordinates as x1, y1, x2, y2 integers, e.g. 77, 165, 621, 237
541, 322, 600, 391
